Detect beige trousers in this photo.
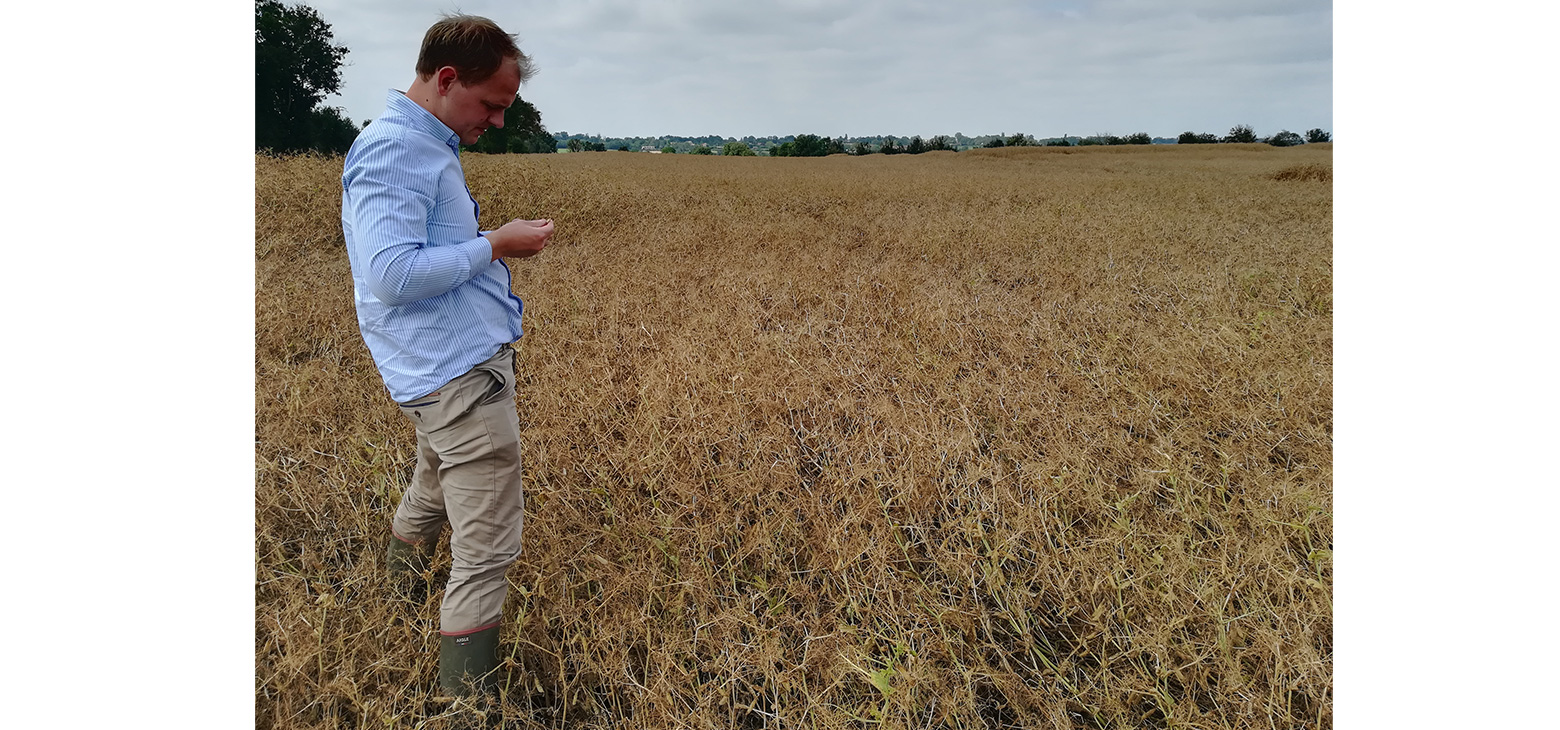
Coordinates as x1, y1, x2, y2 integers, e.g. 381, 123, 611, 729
391, 346, 525, 636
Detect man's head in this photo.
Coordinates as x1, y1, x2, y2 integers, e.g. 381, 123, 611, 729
409, 14, 536, 145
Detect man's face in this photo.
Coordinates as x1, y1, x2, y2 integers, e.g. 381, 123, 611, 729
436, 58, 522, 146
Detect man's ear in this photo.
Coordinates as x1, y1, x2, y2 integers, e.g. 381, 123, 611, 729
436, 67, 459, 96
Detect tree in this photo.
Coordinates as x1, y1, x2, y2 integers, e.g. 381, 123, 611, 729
1044, 137, 1071, 147
693, 145, 713, 155
768, 134, 840, 157
256, 0, 350, 153
1305, 128, 1331, 143
906, 135, 927, 154
307, 106, 360, 154
928, 135, 954, 151
881, 137, 903, 154
465, 96, 555, 154
1224, 124, 1257, 143
852, 141, 873, 155
722, 141, 755, 156
1125, 132, 1152, 145
1267, 130, 1304, 147
1178, 131, 1218, 144
790, 134, 830, 157
982, 138, 1005, 148
1006, 132, 1034, 147
662, 145, 677, 154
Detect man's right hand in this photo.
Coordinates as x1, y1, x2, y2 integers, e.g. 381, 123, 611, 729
488, 218, 554, 260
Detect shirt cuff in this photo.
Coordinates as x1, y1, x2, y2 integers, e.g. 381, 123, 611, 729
462, 236, 493, 277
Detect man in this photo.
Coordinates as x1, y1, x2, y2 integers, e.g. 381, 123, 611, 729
340, 13, 552, 696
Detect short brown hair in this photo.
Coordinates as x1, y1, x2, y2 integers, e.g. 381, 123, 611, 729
415, 14, 534, 86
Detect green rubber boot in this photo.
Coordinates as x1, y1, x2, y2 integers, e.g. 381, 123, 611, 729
386, 533, 432, 575
439, 625, 502, 696
386, 534, 434, 602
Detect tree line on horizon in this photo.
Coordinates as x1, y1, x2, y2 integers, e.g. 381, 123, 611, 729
256, 0, 1330, 158
557, 127, 1329, 156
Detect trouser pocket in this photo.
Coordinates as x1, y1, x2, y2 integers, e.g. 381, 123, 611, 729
472, 348, 515, 407
397, 347, 514, 432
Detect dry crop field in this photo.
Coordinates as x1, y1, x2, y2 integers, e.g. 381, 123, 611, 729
256, 144, 1332, 729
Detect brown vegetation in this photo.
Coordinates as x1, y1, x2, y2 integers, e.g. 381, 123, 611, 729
256, 143, 1332, 729
1269, 163, 1332, 184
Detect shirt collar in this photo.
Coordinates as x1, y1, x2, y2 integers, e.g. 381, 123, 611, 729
383, 89, 461, 152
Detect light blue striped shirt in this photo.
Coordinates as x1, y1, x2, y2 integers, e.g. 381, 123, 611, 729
341, 89, 524, 403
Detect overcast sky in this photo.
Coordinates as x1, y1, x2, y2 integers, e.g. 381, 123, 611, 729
306, 0, 1330, 140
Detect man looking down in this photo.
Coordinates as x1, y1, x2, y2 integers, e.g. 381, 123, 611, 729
340, 13, 552, 696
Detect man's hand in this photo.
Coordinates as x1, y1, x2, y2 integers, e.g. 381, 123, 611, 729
488, 218, 554, 261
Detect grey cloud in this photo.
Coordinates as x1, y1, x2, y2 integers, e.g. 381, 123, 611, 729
305, 0, 1329, 138
1096, 0, 1329, 22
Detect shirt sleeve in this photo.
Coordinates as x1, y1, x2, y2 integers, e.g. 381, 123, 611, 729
343, 135, 493, 307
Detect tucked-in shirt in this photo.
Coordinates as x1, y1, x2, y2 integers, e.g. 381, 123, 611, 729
342, 89, 524, 403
